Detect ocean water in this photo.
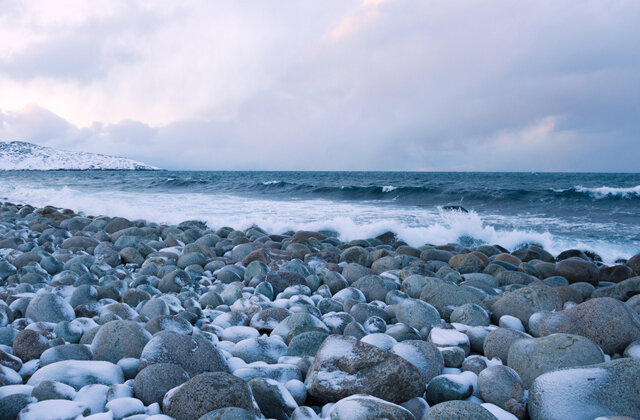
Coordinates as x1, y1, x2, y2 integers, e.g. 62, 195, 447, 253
0, 171, 638, 264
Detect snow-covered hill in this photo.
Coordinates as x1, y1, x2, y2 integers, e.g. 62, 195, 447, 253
0, 141, 159, 170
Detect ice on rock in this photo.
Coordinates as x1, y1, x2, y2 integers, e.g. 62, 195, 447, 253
74, 384, 110, 414
17, 400, 90, 420
104, 397, 145, 420
360, 333, 397, 350
482, 403, 519, 420
499, 315, 525, 332
27, 361, 124, 391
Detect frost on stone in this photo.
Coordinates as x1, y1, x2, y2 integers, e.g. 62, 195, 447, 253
27, 360, 124, 391
17, 400, 90, 420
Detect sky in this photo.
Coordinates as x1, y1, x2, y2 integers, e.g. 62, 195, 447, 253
0, 0, 639, 171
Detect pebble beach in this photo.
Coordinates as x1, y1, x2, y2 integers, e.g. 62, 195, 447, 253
1, 200, 640, 420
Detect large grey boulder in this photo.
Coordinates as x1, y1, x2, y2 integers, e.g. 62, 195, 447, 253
538, 297, 640, 354
138, 332, 228, 377
528, 358, 640, 420
25, 293, 75, 323
305, 335, 426, 404
507, 333, 605, 388
162, 372, 261, 420
91, 320, 152, 363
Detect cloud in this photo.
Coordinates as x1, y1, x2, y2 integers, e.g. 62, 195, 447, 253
0, 0, 639, 171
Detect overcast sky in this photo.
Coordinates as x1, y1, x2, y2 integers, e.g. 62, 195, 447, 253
0, 0, 639, 171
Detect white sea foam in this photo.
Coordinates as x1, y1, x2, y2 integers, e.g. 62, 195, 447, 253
0, 181, 636, 264
382, 185, 397, 192
261, 180, 280, 185
574, 185, 640, 198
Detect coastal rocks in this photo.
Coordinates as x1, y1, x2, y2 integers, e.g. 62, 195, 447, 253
305, 335, 426, 404
424, 400, 498, 420
27, 360, 123, 390
528, 358, 640, 420
91, 320, 152, 363
591, 276, 640, 300
162, 372, 261, 420
477, 365, 526, 419
328, 395, 415, 420
133, 363, 190, 405
538, 297, 640, 354
425, 372, 475, 405
24, 293, 75, 323
507, 333, 605, 388
138, 332, 228, 376
554, 258, 600, 286
487, 283, 563, 328
483, 328, 530, 363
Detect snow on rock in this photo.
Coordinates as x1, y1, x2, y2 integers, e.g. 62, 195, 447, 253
27, 360, 124, 391
17, 399, 90, 420
0, 384, 33, 398
74, 384, 110, 414
104, 397, 146, 420
499, 315, 525, 332
0, 141, 158, 170
482, 403, 519, 420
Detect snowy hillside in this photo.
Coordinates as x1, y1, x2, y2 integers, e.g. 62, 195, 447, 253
0, 141, 158, 170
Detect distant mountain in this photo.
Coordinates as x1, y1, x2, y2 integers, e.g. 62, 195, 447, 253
0, 141, 159, 170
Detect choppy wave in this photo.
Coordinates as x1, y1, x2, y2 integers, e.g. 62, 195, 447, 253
574, 185, 640, 198
0, 181, 636, 264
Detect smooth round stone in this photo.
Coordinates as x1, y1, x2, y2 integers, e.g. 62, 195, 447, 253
16, 400, 91, 419
623, 340, 640, 359
198, 407, 260, 420
528, 358, 640, 420
394, 299, 440, 331
499, 315, 525, 332
328, 394, 414, 420
163, 372, 261, 420
91, 320, 152, 363
450, 303, 490, 326
483, 328, 530, 363
385, 323, 421, 342
32, 380, 76, 401
0, 394, 36, 420
423, 400, 498, 420
138, 332, 228, 377
249, 377, 298, 420
428, 327, 470, 355
507, 333, 605, 388
425, 373, 475, 406
39, 344, 93, 366
145, 315, 193, 335
439, 346, 465, 368
27, 360, 124, 391
12, 329, 50, 362
133, 363, 190, 406
538, 297, 640, 355
232, 336, 288, 364
462, 355, 488, 375
363, 316, 387, 334
478, 365, 526, 420
285, 379, 307, 406
25, 293, 75, 323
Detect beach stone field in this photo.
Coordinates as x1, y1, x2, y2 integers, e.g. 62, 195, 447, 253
1, 202, 640, 420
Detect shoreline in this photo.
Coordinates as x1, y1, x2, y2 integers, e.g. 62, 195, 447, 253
1, 200, 640, 419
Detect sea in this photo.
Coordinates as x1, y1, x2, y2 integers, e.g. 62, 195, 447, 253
0, 171, 638, 264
